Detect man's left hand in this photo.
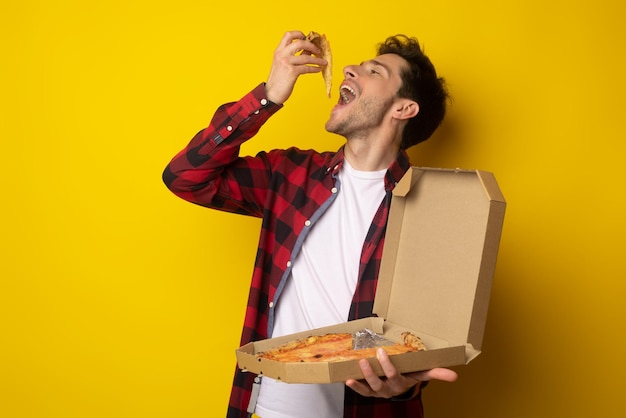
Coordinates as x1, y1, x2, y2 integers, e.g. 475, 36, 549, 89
345, 347, 458, 399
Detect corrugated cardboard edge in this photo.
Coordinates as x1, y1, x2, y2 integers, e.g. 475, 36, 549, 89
466, 170, 506, 357
372, 167, 419, 313
392, 166, 424, 197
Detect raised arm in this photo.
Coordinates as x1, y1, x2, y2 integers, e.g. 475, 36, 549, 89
162, 31, 327, 215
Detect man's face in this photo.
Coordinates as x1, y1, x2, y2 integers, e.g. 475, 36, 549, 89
325, 53, 408, 139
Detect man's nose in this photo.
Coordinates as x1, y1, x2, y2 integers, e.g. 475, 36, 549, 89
343, 65, 358, 78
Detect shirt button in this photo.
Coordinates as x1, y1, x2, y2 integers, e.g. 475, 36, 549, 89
226, 125, 233, 131
254, 110, 260, 114
261, 99, 268, 106
304, 220, 311, 227
269, 301, 274, 308
286, 261, 292, 268
331, 187, 338, 193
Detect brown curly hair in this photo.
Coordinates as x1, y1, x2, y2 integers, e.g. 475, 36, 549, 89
377, 35, 448, 148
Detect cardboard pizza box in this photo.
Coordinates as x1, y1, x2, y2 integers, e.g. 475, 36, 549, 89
236, 167, 506, 383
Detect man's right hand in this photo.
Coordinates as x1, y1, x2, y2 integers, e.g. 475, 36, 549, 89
265, 31, 328, 105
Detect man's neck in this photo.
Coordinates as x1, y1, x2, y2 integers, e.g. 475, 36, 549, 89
343, 137, 400, 172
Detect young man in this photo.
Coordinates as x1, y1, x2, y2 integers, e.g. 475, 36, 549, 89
163, 31, 457, 418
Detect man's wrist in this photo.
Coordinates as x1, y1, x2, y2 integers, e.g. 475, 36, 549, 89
390, 382, 422, 401
391, 381, 429, 401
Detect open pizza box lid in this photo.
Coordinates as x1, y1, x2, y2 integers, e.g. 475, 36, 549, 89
236, 167, 506, 383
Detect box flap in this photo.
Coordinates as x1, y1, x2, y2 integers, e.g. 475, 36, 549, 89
374, 167, 506, 351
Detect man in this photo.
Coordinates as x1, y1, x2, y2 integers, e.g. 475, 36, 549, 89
163, 31, 458, 418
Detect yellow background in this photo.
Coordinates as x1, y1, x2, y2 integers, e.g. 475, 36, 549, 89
2, 1, 625, 417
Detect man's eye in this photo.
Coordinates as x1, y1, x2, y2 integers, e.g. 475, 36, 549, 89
370, 69, 379, 75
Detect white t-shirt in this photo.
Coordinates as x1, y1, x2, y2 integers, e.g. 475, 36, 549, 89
254, 160, 386, 418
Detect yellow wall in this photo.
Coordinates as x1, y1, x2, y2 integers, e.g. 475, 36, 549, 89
2, 1, 625, 417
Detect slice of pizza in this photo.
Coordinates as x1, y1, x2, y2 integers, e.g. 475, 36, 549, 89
257, 330, 425, 363
306, 31, 332, 98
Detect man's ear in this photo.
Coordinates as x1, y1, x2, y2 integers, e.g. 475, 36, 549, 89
393, 99, 419, 120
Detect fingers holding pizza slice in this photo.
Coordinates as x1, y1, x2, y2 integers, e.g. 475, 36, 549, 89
305, 31, 333, 98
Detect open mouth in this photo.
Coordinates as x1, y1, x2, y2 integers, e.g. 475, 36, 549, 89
338, 84, 357, 105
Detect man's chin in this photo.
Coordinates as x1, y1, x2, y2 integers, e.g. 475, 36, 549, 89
325, 118, 343, 136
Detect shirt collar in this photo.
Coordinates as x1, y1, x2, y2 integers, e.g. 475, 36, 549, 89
385, 148, 411, 191
329, 147, 411, 192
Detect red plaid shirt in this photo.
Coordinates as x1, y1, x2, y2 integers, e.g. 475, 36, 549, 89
163, 84, 424, 417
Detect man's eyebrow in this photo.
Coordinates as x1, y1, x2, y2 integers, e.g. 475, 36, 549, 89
361, 59, 391, 74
